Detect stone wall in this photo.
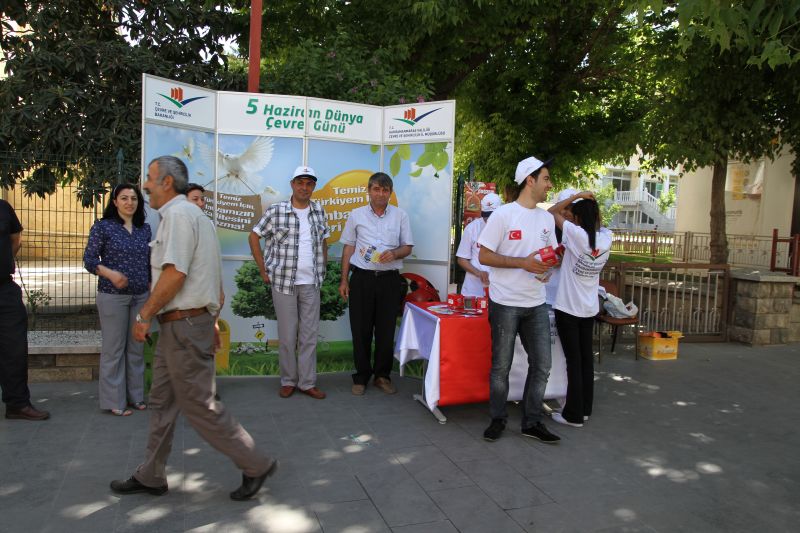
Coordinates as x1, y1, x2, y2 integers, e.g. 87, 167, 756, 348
791, 286, 800, 343
728, 270, 800, 345
28, 345, 100, 382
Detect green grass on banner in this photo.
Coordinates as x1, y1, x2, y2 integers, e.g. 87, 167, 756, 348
143, 335, 424, 386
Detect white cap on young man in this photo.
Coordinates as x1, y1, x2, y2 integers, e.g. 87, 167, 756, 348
514, 156, 553, 184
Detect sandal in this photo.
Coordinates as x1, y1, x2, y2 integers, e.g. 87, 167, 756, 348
130, 402, 147, 411
110, 408, 133, 417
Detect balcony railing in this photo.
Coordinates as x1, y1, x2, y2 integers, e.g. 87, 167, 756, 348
612, 190, 676, 220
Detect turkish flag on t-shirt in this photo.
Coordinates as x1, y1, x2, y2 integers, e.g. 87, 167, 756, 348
508, 230, 522, 240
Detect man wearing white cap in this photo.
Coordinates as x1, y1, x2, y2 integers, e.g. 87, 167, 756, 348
456, 192, 501, 297
477, 156, 561, 444
249, 165, 330, 400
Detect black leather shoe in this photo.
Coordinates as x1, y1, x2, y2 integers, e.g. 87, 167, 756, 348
110, 476, 168, 496
5, 405, 50, 421
230, 460, 278, 501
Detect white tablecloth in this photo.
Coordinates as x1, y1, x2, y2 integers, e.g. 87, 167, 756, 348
395, 303, 567, 411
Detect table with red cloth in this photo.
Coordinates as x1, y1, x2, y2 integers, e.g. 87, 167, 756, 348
394, 302, 567, 422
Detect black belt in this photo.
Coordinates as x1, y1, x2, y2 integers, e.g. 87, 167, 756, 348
351, 266, 399, 277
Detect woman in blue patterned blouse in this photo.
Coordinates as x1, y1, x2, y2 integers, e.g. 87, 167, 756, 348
84, 184, 151, 416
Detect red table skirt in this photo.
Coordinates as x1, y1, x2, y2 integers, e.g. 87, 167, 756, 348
415, 302, 493, 407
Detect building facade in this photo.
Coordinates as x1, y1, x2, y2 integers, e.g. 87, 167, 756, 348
601, 154, 679, 232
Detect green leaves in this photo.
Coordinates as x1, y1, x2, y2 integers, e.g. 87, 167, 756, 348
663, 0, 800, 69
0, 0, 244, 200
261, 32, 432, 106
415, 143, 449, 175
385, 144, 411, 177
390, 151, 403, 177
384, 142, 450, 178
594, 183, 622, 228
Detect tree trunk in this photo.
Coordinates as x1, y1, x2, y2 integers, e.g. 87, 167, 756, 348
709, 155, 729, 264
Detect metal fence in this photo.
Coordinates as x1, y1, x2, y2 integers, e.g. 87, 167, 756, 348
611, 229, 793, 271
602, 262, 729, 341
1, 152, 135, 330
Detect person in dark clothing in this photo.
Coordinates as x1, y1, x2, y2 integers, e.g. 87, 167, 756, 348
0, 199, 50, 421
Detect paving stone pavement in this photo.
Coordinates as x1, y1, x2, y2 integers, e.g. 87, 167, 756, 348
2, 341, 799, 532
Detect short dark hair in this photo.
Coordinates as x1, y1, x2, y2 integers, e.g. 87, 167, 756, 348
186, 183, 205, 195
102, 183, 146, 227
368, 172, 393, 191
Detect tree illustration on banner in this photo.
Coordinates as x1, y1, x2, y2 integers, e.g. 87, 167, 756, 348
231, 261, 347, 321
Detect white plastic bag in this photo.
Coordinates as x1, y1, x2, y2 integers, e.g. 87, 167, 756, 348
603, 293, 638, 318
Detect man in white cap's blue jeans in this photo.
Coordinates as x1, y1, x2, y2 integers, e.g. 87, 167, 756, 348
249, 165, 330, 400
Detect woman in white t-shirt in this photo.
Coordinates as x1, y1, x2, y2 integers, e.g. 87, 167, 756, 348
548, 192, 613, 428
544, 188, 578, 305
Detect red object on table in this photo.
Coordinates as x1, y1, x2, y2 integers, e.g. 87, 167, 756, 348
446, 293, 464, 309
415, 302, 492, 406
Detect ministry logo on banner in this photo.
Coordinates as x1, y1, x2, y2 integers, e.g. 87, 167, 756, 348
393, 107, 442, 127
144, 75, 216, 130
383, 101, 455, 143
157, 87, 208, 109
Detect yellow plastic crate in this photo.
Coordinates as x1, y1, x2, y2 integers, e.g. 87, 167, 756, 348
638, 331, 683, 360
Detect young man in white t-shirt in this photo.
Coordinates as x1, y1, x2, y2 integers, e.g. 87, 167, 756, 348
249, 166, 330, 400
477, 156, 561, 444
456, 192, 501, 297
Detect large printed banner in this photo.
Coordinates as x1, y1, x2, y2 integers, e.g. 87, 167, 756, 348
142, 75, 455, 343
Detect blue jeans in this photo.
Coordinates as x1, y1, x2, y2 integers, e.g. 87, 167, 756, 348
488, 300, 551, 428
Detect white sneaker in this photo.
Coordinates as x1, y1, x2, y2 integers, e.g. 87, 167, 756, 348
551, 412, 583, 428
584, 415, 590, 421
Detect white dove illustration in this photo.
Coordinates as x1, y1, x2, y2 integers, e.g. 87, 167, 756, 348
259, 185, 290, 213
199, 136, 274, 195
172, 137, 195, 162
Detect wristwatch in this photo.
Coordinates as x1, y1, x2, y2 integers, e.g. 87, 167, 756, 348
135, 313, 151, 324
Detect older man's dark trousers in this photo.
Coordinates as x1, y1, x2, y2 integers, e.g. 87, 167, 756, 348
0, 281, 31, 409
348, 268, 403, 385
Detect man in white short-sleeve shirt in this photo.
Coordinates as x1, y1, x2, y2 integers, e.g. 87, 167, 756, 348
339, 172, 413, 396
112, 156, 276, 502
456, 192, 501, 297
248, 166, 330, 400
477, 155, 561, 444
